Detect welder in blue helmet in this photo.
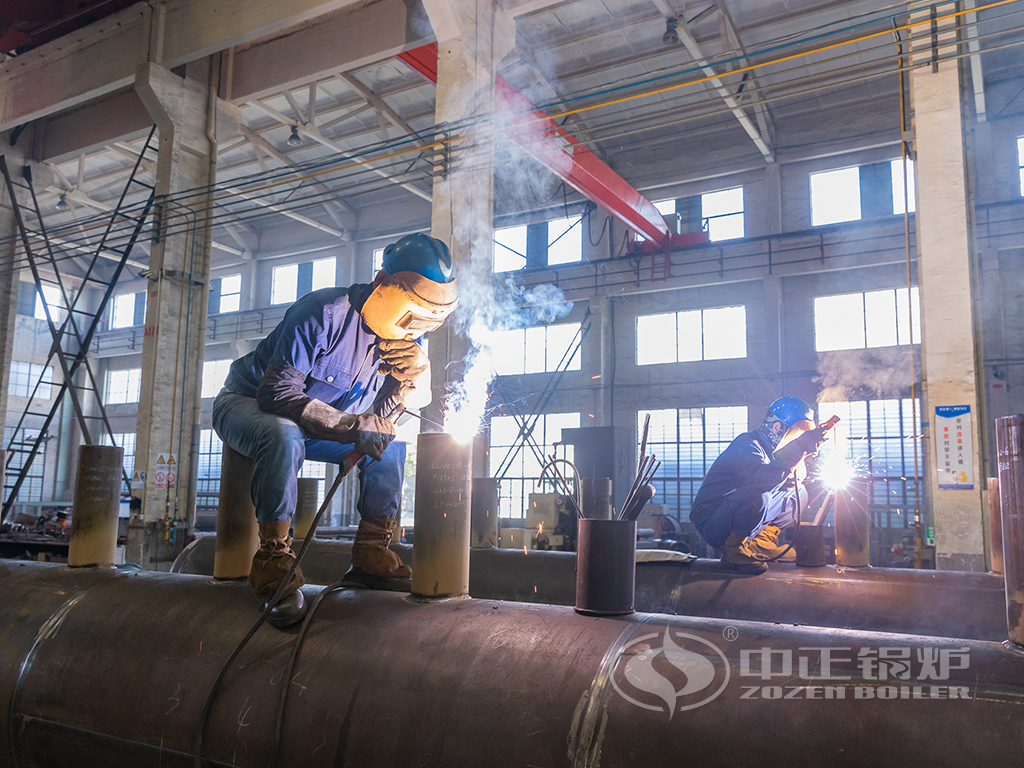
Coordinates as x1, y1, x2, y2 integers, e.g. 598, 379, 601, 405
689, 396, 831, 575
213, 234, 458, 627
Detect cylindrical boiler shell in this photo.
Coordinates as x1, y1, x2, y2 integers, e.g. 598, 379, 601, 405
213, 445, 259, 580
412, 432, 472, 597
997, 414, 1024, 646
470, 477, 499, 548
293, 478, 320, 540
68, 444, 122, 566
835, 476, 870, 567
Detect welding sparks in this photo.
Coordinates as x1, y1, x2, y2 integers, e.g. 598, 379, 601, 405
443, 318, 494, 443
819, 451, 854, 490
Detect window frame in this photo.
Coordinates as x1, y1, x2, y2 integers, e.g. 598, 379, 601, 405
636, 305, 747, 366
810, 166, 862, 226
813, 287, 920, 352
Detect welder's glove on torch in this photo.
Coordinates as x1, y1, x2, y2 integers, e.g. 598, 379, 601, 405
377, 339, 431, 410
299, 399, 395, 461
772, 426, 830, 470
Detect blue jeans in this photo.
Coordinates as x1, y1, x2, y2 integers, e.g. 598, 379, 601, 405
212, 390, 405, 524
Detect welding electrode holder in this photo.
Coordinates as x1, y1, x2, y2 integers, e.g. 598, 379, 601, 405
575, 518, 636, 616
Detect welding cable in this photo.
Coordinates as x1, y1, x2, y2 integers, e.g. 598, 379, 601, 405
192, 463, 352, 768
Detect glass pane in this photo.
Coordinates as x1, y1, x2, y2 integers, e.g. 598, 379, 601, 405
814, 293, 866, 351
111, 294, 136, 329
372, 248, 385, 273
221, 274, 241, 294
707, 212, 744, 241
491, 329, 525, 376
654, 199, 676, 215
219, 293, 240, 313
271, 264, 298, 305
494, 225, 527, 272
201, 359, 232, 398
524, 327, 546, 374
311, 257, 336, 290
891, 158, 916, 215
895, 286, 920, 345
864, 289, 898, 348
545, 323, 581, 372
547, 216, 581, 265
677, 310, 702, 362
702, 187, 743, 217
702, 306, 746, 360
810, 167, 861, 226
636, 313, 677, 365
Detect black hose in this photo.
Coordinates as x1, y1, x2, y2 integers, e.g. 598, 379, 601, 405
192, 466, 349, 768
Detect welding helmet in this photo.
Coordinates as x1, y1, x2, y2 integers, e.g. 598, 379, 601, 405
763, 396, 815, 450
362, 234, 458, 339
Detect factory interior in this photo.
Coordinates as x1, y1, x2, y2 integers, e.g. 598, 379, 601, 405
2, 0, 1024, 765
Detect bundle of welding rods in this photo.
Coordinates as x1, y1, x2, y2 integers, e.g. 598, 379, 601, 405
616, 413, 660, 522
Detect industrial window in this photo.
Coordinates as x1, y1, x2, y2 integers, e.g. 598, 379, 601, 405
3, 427, 45, 504
810, 167, 861, 226
34, 284, 64, 323
196, 429, 223, 520
638, 406, 749, 522
488, 412, 580, 518
493, 225, 527, 272
373, 247, 385, 274
1018, 137, 1024, 196
891, 158, 916, 215
104, 368, 141, 405
814, 287, 920, 352
547, 216, 582, 265
701, 187, 744, 241
110, 292, 145, 329
209, 274, 242, 315
817, 399, 923, 548
271, 257, 336, 305
201, 359, 233, 399
102, 432, 136, 479
8, 361, 53, 399
299, 460, 329, 509
636, 305, 746, 365
491, 322, 582, 376
639, 200, 678, 242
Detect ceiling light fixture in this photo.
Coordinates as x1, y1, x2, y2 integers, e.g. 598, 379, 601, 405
55, 194, 69, 211
662, 17, 680, 46
286, 126, 303, 147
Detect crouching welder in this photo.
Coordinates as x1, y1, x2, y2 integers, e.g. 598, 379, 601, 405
213, 234, 458, 627
689, 397, 830, 575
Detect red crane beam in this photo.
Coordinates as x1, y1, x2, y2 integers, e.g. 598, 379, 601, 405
397, 43, 693, 247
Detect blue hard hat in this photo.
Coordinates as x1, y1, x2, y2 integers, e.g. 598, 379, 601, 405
382, 234, 454, 284
767, 396, 814, 427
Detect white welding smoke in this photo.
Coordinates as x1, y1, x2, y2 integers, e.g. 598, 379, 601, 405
439, 68, 579, 442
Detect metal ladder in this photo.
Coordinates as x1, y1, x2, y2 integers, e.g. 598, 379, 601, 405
1, 128, 157, 521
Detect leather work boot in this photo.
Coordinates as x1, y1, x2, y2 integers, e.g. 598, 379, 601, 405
746, 525, 797, 562
720, 532, 768, 575
342, 517, 412, 592
249, 520, 308, 628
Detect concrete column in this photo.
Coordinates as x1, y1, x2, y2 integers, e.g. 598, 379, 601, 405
128, 59, 240, 568
421, 0, 515, 438
764, 163, 783, 236
910, 11, 986, 571
0, 130, 30, 437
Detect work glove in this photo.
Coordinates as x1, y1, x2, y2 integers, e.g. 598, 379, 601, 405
299, 399, 395, 461
772, 426, 829, 470
377, 339, 431, 409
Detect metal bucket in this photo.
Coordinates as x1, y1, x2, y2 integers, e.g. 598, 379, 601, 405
575, 518, 635, 615
795, 522, 827, 567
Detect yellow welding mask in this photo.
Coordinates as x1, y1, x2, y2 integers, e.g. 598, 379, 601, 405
361, 271, 459, 340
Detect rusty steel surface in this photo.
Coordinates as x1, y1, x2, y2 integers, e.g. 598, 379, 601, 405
576, 519, 636, 615
997, 415, 1024, 647
170, 537, 1007, 642
2, 561, 1024, 768
67, 445, 122, 567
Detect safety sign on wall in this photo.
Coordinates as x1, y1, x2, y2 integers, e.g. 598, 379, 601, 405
935, 405, 973, 490
154, 454, 177, 490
